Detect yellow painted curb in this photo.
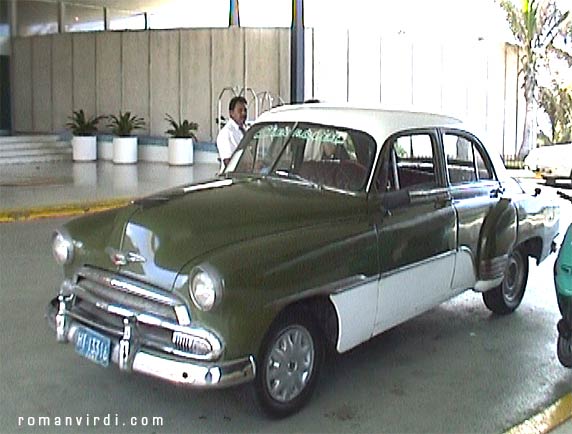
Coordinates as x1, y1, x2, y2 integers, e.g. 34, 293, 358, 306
0, 198, 131, 223
506, 393, 572, 434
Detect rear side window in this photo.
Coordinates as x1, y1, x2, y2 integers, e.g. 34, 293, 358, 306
375, 132, 438, 192
443, 133, 493, 184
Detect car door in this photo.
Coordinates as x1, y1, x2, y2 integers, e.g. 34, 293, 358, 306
440, 128, 504, 291
370, 129, 457, 336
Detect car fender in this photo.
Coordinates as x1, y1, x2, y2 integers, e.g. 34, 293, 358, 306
175, 218, 379, 360
475, 197, 517, 290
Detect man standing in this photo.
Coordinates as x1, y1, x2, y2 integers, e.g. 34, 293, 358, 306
216, 96, 247, 172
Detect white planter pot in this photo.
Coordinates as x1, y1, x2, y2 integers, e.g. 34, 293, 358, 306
113, 137, 138, 164
71, 136, 97, 161
168, 138, 194, 165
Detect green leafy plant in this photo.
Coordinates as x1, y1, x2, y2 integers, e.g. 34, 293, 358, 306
66, 110, 105, 136
538, 81, 572, 144
107, 111, 145, 137
164, 113, 198, 139
499, 0, 571, 158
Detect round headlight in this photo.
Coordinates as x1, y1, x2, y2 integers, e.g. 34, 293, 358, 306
189, 267, 221, 311
52, 231, 74, 265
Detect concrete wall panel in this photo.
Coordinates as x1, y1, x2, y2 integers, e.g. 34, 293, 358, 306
485, 41, 508, 152
96, 32, 121, 126
150, 31, 179, 136
441, 42, 469, 120
503, 45, 519, 156
211, 28, 244, 139
379, 37, 413, 109
348, 31, 381, 104
313, 29, 348, 102
51, 34, 72, 133
180, 29, 211, 142
279, 29, 290, 104
245, 28, 279, 115
31, 36, 51, 132
411, 42, 442, 113
72, 34, 96, 116
122, 32, 149, 135
12, 38, 32, 132
466, 42, 488, 134
304, 28, 314, 100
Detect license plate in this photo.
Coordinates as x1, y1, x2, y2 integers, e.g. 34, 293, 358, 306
75, 326, 111, 367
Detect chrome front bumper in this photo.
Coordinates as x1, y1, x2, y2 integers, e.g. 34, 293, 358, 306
46, 295, 256, 388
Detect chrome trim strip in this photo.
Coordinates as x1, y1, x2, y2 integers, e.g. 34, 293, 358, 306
325, 274, 372, 294
70, 283, 223, 360
56, 294, 71, 342
77, 267, 182, 307
380, 250, 456, 280
409, 188, 452, 204
47, 301, 255, 389
272, 274, 376, 308
77, 267, 193, 326
131, 352, 255, 388
119, 317, 137, 372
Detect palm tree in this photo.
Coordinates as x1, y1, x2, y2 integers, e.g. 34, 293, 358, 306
499, 0, 570, 159
538, 80, 572, 144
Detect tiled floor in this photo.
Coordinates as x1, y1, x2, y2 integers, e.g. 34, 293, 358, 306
0, 160, 219, 211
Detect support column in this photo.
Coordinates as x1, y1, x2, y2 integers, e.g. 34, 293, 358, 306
8, 0, 16, 37
57, 1, 65, 33
229, 0, 240, 27
290, 0, 304, 103
0, 0, 12, 132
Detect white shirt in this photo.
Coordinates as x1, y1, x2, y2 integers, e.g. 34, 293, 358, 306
216, 118, 244, 172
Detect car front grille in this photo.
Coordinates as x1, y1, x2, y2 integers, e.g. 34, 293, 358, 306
71, 266, 188, 325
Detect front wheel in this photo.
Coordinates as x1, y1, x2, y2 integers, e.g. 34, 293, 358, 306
255, 311, 324, 418
482, 248, 529, 314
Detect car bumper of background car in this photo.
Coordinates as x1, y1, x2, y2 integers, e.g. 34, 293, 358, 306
540, 166, 571, 179
46, 295, 256, 388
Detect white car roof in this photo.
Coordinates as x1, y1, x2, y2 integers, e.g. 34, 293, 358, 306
255, 103, 463, 142
254, 103, 510, 182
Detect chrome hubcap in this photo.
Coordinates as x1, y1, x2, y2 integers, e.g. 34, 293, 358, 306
503, 253, 524, 303
265, 325, 315, 403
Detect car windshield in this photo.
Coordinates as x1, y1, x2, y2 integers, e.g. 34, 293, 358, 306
225, 122, 377, 192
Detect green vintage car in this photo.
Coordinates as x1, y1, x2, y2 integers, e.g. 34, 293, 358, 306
47, 104, 559, 417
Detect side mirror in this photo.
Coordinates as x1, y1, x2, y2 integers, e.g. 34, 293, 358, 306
381, 189, 410, 210
534, 187, 541, 197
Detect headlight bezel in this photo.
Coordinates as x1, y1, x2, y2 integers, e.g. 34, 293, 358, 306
188, 265, 223, 312
52, 229, 74, 265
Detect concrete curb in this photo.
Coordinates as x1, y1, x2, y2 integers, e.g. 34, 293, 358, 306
506, 392, 572, 434
0, 198, 131, 223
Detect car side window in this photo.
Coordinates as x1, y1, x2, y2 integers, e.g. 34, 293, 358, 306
376, 132, 438, 192
443, 133, 493, 184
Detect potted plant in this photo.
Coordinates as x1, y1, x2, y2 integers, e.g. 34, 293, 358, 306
66, 110, 105, 162
165, 113, 198, 165
107, 111, 145, 164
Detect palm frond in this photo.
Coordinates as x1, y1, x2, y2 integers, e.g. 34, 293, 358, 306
164, 113, 198, 139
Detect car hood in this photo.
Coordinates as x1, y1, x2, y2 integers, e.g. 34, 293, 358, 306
116, 176, 364, 288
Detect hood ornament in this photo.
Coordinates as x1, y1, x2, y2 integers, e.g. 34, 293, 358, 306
106, 248, 146, 266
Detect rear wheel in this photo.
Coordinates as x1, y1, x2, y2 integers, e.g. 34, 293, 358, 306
255, 311, 324, 418
483, 248, 529, 314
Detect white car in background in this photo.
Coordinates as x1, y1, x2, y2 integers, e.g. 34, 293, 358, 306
524, 143, 572, 185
